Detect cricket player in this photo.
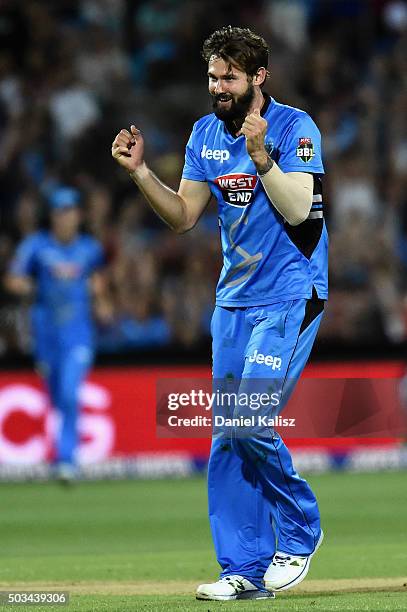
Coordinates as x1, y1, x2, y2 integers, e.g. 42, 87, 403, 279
5, 187, 106, 481
112, 26, 327, 600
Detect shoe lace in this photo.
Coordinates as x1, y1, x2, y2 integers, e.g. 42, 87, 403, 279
220, 576, 246, 592
272, 553, 305, 567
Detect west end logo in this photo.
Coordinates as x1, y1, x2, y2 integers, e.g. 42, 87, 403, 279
215, 173, 258, 207
201, 144, 230, 163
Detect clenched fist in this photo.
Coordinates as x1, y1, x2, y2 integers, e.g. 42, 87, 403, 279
111, 125, 144, 173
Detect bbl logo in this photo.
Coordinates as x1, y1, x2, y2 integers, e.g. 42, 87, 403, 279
296, 137, 314, 162
215, 173, 258, 207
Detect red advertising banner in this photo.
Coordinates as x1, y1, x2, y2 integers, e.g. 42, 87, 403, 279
0, 362, 405, 469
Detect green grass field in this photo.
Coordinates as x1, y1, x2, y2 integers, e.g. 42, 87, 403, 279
0, 471, 406, 611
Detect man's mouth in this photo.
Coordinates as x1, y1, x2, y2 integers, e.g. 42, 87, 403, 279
216, 95, 232, 104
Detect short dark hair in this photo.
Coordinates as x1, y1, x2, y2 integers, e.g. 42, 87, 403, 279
202, 26, 269, 78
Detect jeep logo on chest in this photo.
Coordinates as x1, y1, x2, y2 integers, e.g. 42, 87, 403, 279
201, 144, 230, 162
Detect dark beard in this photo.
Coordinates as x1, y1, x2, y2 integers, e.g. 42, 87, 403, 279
211, 84, 255, 124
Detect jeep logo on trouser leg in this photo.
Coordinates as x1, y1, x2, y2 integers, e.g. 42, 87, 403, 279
248, 349, 282, 370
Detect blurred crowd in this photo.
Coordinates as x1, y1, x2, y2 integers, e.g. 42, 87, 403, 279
0, 0, 406, 357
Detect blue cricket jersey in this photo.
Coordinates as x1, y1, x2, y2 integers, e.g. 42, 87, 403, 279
182, 94, 328, 306
10, 230, 104, 348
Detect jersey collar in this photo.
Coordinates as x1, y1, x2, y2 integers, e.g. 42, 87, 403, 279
260, 92, 272, 116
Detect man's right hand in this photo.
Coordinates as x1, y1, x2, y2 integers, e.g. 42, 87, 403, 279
111, 124, 212, 234
111, 125, 144, 174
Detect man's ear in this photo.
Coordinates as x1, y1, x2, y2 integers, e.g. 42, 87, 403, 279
253, 67, 268, 87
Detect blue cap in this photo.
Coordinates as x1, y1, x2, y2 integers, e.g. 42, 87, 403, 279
48, 187, 81, 210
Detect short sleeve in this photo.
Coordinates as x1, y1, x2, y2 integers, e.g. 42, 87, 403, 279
9, 236, 38, 277
278, 113, 324, 175
182, 124, 206, 182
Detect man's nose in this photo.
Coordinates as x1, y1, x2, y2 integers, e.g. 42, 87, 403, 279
214, 80, 225, 94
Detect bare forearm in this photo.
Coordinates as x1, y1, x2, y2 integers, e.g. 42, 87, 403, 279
112, 125, 210, 232
129, 163, 188, 233
4, 275, 34, 297
254, 155, 312, 225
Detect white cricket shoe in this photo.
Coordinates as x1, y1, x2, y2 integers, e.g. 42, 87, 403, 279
196, 575, 275, 601
264, 530, 324, 591
54, 462, 77, 485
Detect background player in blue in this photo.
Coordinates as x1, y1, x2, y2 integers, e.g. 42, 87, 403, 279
5, 187, 107, 482
112, 26, 327, 601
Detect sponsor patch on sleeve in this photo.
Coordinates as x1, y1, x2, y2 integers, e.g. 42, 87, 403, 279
296, 137, 314, 162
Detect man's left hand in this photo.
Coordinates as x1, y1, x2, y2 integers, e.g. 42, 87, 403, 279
239, 109, 268, 163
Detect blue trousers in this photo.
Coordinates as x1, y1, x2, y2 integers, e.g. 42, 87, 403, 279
36, 341, 93, 465
209, 298, 323, 588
